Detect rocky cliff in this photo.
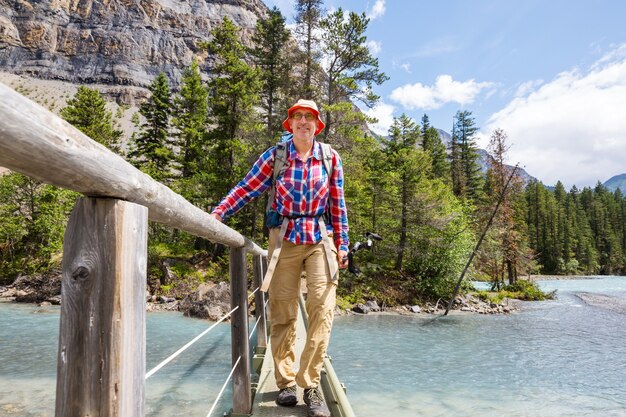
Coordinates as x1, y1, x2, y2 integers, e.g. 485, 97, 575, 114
0, 0, 269, 101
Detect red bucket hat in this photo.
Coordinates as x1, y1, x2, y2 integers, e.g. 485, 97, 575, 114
282, 99, 326, 136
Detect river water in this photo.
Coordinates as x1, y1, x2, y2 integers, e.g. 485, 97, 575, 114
1, 277, 625, 416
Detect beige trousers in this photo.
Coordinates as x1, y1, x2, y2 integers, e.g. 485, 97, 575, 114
267, 228, 337, 389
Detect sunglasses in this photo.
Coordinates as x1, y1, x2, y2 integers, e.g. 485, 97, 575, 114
291, 112, 316, 121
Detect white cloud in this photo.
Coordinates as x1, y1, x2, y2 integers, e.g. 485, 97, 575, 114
366, 40, 382, 55
514, 79, 543, 97
367, 0, 386, 20
390, 75, 493, 110
483, 45, 626, 188
365, 101, 396, 136
392, 61, 411, 73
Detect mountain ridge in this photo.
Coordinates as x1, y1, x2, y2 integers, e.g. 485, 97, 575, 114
435, 129, 623, 191
0, 0, 269, 104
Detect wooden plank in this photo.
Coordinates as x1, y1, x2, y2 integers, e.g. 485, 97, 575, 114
0, 82, 265, 256
230, 247, 252, 415
253, 254, 267, 349
55, 197, 148, 416
252, 308, 309, 417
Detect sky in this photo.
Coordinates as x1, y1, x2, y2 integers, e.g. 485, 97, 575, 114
262, 0, 626, 189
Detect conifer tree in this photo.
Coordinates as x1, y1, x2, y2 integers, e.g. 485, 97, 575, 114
294, 0, 324, 99
449, 123, 464, 197
172, 58, 208, 179
449, 110, 483, 202
421, 115, 449, 181
128, 72, 173, 182
385, 114, 421, 270
60, 86, 122, 153
420, 114, 431, 139
480, 128, 529, 284
205, 16, 262, 236
251, 7, 292, 140
0, 173, 78, 281
318, 8, 388, 143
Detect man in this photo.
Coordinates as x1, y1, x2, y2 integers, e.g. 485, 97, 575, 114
211, 99, 349, 417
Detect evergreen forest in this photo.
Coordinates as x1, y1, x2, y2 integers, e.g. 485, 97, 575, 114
1, 2, 625, 306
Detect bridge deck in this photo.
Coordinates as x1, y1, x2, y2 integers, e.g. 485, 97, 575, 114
252, 304, 322, 417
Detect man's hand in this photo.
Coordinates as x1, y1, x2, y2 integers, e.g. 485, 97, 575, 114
211, 213, 223, 222
338, 249, 349, 269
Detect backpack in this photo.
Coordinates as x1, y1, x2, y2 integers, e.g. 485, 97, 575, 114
265, 137, 334, 223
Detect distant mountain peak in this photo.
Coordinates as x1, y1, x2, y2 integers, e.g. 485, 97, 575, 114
604, 173, 626, 193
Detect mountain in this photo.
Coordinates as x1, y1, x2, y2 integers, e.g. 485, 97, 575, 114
603, 173, 626, 193
436, 129, 536, 184
0, 0, 269, 104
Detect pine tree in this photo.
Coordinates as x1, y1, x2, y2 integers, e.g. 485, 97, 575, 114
205, 16, 262, 236
449, 110, 483, 202
60, 86, 122, 153
319, 8, 388, 143
0, 173, 78, 281
251, 7, 292, 140
385, 114, 421, 270
128, 72, 173, 182
294, 0, 324, 99
171, 58, 208, 179
421, 115, 449, 181
479, 128, 529, 285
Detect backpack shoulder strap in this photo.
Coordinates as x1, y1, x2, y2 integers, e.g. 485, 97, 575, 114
266, 142, 289, 214
273, 141, 289, 181
318, 142, 334, 180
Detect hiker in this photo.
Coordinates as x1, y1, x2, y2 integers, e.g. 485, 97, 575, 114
211, 99, 349, 417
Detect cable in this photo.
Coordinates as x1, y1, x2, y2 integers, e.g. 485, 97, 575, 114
206, 356, 241, 417
145, 306, 239, 379
248, 287, 260, 299
248, 315, 262, 341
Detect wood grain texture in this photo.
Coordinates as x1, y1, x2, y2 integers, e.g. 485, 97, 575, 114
55, 198, 147, 417
0, 82, 265, 256
253, 254, 268, 349
230, 246, 252, 415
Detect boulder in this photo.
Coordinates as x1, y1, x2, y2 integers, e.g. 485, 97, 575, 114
365, 300, 381, 312
12, 268, 62, 304
179, 281, 231, 321
352, 303, 370, 314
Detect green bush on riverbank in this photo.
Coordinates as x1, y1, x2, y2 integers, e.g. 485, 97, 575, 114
475, 279, 555, 304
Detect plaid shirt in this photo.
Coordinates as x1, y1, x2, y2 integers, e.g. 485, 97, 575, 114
211, 139, 349, 252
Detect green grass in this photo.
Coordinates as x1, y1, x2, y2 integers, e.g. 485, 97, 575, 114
475, 279, 555, 303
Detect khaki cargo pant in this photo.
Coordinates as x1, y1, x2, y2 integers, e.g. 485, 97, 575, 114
267, 227, 337, 389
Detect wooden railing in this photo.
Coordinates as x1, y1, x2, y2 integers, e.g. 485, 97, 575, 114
0, 82, 267, 416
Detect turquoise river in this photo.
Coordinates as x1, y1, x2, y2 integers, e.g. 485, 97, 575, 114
1, 276, 625, 416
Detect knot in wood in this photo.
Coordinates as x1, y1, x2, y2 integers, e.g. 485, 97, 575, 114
71, 266, 90, 281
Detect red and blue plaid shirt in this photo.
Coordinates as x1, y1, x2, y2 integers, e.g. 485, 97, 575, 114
211, 139, 349, 252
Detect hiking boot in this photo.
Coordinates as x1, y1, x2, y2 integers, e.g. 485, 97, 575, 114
304, 387, 330, 417
275, 385, 297, 407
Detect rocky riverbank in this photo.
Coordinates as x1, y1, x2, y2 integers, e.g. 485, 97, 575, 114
343, 293, 518, 316
1, 269, 517, 317
0, 269, 236, 321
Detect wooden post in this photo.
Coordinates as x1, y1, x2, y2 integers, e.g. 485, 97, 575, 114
56, 197, 148, 417
252, 254, 267, 349
230, 247, 252, 415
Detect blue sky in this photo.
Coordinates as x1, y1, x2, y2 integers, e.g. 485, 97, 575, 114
263, 0, 626, 189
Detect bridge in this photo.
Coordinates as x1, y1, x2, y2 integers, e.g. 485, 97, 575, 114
0, 82, 355, 417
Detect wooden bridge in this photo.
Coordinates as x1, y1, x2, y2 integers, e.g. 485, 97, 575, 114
0, 82, 355, 417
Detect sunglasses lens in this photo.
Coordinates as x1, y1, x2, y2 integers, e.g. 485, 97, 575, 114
292, 112, 315, 121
